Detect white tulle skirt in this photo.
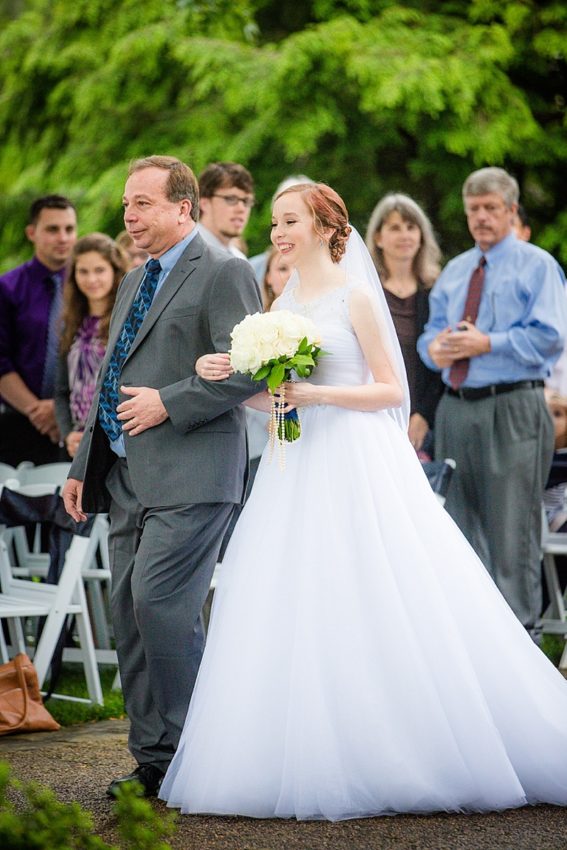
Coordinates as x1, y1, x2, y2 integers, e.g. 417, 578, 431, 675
160, 404, 567, 821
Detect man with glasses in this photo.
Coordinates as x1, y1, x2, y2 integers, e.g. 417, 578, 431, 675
418, 167, 566, 641
198, 162, 255, 260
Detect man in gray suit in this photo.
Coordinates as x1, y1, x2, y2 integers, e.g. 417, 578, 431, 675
63, 155, 264, 797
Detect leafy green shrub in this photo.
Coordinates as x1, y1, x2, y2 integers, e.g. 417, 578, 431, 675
0, 762, 176, 850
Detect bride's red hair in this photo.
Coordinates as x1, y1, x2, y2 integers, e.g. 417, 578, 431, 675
274, 182, 352, 263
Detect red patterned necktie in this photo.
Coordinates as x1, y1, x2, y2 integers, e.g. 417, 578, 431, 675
449, 256, 487, 390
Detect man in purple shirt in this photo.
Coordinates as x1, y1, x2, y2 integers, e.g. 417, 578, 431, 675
0, 194, 77, 466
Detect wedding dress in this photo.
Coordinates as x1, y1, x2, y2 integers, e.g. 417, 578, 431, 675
160, 276, 567, 821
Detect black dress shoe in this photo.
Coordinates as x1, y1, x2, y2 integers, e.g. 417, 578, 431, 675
107, 764, 165, 798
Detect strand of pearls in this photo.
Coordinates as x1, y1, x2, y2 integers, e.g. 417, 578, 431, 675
268, 385, 287, 471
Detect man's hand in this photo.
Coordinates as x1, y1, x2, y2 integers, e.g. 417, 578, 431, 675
117, 386, 168, 436
65, 430, 83, 458
428, 328, 457, 369
62, 477, 87, 522
27, 399, 59, 438
408, 412, 429, 451
445, 321, 491, 359
428, 323, 490, 369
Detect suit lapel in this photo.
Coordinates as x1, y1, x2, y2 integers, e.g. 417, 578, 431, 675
124, 234, 204, 362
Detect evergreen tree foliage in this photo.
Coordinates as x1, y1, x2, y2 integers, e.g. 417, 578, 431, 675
0, 0, 565, 267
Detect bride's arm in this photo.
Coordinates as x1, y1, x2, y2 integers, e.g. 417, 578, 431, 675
284, 290, 403, 412
243, 391, 274, 413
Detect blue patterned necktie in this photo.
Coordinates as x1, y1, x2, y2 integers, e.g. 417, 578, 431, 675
98, 259, 162, 443
41, 272, 63, 398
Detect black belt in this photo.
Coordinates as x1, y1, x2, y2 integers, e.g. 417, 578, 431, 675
445, 379, 544, 401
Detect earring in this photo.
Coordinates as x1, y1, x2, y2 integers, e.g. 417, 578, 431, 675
319, 239, 324, 248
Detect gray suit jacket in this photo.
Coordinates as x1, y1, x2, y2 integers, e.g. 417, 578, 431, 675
69, 233, 263, 513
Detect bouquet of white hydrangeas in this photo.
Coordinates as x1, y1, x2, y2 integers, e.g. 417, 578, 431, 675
230, 310, 324, 446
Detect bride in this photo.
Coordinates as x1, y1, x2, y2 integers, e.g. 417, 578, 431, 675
159, 182, 567, 821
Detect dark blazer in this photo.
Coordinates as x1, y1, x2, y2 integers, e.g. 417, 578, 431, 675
54, 351, 73, 440
413, 287, 443, 428
69, 233, 263, 513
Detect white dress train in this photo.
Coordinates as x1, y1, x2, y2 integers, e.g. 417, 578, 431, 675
159, 282, 567, 821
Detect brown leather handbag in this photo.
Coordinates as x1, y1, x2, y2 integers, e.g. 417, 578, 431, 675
0, 653, 60, 736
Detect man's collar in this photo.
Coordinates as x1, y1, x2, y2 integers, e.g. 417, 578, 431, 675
152, 227, 199, 276
30, 255, 67, 280
474, 231, 516, 265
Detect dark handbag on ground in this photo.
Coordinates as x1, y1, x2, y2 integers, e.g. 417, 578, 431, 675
0, 653, 60, 736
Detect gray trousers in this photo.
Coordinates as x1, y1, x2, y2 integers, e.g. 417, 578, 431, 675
106, 459, 234, 770
435, 387, 553, 629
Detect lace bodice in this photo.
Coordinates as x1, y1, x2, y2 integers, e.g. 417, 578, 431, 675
276, 280, 370, 387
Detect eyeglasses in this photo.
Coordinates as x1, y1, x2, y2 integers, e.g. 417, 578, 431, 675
211, 193, 255, 209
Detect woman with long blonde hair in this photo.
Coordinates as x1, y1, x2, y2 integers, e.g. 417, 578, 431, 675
366, 193, 443, 455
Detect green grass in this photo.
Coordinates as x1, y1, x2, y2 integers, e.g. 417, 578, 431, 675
541, 633, 566, 668
45, 665, 125, 727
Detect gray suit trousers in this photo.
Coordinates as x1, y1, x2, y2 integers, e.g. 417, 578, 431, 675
435, 386, 553, 629
106, 459, 234, 770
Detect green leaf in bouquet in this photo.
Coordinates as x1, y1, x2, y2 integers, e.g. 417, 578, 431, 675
292, 354, 315, 367
267, 362, 286, 392
252, 364, 271, 381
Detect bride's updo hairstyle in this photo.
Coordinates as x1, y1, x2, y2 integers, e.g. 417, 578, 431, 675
275, 182, 352, 264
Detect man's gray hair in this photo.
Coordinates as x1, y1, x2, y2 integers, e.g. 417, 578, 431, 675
462, 167, 519, 208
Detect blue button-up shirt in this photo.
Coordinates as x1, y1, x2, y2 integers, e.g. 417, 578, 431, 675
109, 229, 199, 457
418, 233, 567, 387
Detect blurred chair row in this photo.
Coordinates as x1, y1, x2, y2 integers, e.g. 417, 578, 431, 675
540, 510, 567, 674
0, 462, 117, 705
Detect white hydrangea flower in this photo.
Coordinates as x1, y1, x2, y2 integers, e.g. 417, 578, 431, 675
230, 310, 321, 375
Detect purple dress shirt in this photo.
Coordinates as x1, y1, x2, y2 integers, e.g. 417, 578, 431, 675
0, 256, 63, 403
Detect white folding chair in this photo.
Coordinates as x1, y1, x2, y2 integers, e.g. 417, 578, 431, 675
0, 462, 19, 484
0, 483, 117, 678
0, 534, 103, 704
539, 507, 567, 673
16, 462, 72, 487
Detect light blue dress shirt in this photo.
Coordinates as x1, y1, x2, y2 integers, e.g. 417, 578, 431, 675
417, 233, 567, 388
109, 229, 199, 457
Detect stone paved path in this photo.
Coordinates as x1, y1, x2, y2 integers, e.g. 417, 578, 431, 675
2, 719, 567, 849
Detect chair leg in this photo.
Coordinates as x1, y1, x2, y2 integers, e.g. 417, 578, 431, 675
86, 580, 111, 649
73, 582, 103, 705
31, 608, 68, 686
0, 623, 8, 662
543, 552, 566, 621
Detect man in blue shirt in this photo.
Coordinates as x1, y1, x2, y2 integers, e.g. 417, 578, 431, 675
418, 167, 566, 638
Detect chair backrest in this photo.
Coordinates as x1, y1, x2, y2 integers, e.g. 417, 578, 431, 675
17, 463, 72, 487
9, 482, 60, 497
2, 482, 76, 572
0, 463, 19, 484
